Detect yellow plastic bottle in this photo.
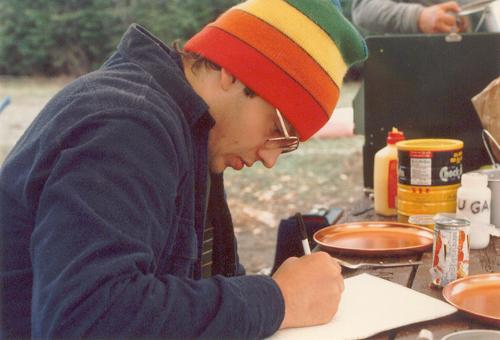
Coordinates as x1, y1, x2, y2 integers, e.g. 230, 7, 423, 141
374, 127, 405, 216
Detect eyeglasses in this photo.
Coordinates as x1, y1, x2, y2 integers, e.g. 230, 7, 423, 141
264, 109, 299, 154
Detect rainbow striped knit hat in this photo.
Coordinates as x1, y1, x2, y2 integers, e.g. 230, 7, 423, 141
185, 0, 367, 141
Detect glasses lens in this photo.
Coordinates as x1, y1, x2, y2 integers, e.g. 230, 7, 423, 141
268, 109, 299, 153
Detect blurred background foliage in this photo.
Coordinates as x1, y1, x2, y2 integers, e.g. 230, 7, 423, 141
0, 0, 241, 76
0, 0, 354, 76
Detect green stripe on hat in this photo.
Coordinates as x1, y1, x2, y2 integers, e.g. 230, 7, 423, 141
285, 0, 367, 66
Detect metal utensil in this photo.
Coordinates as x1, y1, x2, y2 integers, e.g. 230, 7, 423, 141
456, 0, 499, 32
332, 257, 422, 270
481, 129, 500, 169
458, 0, 497, 16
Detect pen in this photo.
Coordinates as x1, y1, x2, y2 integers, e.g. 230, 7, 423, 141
295, 212, 311, 255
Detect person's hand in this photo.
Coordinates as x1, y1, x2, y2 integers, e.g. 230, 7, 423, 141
272, 252, 344, 329
418, 1, 462, 33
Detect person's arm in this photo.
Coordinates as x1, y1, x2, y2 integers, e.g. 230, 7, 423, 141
352, 0, 463, 34
30, 108, 284, 338
352, 0, 425, 33
207, 175, 344, 329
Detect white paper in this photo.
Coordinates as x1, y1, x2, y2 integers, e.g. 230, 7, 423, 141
270, 273, 457, 340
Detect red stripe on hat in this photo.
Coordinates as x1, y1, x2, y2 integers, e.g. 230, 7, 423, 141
185, 26, 331, 141
211, 9, 339, 116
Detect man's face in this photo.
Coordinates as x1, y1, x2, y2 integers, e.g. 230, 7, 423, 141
207, 92, 289, 173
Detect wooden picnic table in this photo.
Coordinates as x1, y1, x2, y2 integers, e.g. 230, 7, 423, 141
322, 196, 500, 339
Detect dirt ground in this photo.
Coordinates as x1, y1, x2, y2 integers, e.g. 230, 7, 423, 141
225, 137, 364, 273
0, 77, 365, 274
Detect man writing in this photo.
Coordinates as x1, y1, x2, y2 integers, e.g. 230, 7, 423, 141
0, 0, 367, 338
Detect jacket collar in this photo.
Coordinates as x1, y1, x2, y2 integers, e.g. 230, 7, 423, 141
116, 24, 213, 129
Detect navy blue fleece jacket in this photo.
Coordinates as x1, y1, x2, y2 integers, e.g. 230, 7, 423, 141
0, 24, 284, 339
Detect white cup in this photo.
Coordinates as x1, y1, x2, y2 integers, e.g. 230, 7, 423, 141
478, 168, 500, 228
441, 329, 500, 340
470, 223, 500, 249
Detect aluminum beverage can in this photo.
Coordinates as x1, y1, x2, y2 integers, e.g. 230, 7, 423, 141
430, 214, 470, 287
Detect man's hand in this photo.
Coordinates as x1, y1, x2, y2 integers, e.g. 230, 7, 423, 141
272, 252, 344, 329
418, 1, 462, 33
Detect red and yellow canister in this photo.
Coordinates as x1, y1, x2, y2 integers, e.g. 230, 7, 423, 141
396, 139, 464, 224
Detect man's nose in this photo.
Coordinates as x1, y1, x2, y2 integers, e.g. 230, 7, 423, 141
257, 148, 282, 168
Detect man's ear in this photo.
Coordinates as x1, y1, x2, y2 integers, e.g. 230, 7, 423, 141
219, 68, 241, 92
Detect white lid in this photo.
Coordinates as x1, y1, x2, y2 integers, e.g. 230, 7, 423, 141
461, 172, 488, 187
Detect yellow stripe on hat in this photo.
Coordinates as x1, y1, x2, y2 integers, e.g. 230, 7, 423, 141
235, 0, 347, 87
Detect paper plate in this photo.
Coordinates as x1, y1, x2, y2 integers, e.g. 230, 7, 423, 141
443, 273, 500, 327
313, 221, 434, 255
